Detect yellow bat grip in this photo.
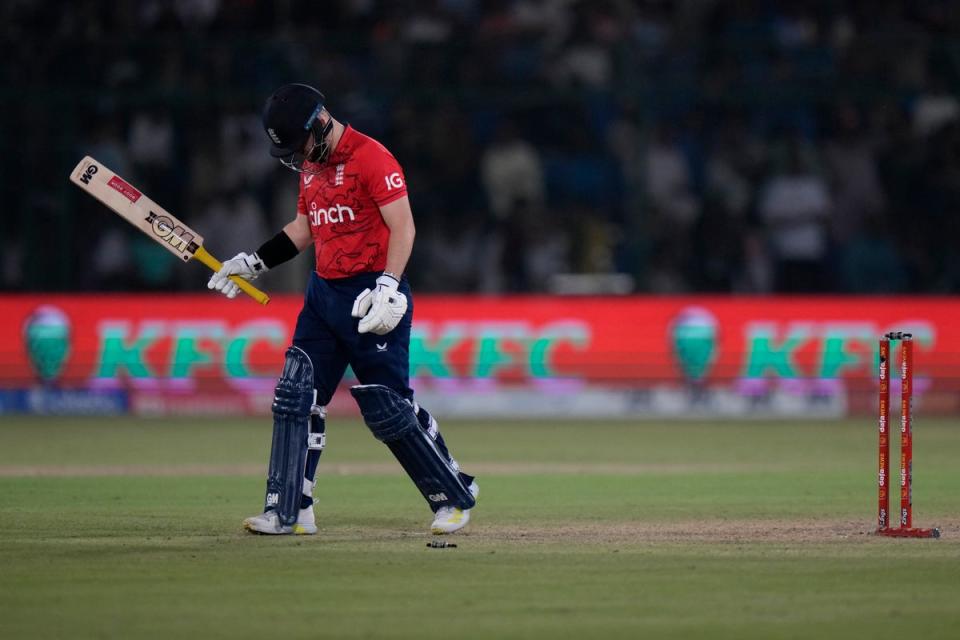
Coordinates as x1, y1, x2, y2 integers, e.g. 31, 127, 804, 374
193, 246, 270, 306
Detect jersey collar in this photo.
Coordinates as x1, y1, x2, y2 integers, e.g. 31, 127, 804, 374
328, 125, 356, 163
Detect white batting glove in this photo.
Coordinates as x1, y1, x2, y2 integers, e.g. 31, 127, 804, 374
351, 274, 408, 335
207, 252, 267, 299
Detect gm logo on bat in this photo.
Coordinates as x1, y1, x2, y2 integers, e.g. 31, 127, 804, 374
145, 211, 199, 261
79, 164, 98, 185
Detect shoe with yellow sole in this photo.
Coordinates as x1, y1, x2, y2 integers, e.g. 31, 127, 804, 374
430, 481, 479, 535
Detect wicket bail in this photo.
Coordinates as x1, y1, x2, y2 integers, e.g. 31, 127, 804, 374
876, 332, 940, 539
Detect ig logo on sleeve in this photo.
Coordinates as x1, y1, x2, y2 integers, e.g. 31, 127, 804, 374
385, 172, 404, 190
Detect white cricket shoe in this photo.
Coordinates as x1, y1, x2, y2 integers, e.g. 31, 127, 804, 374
243, 506, 317, 535
430, 481, 479, 535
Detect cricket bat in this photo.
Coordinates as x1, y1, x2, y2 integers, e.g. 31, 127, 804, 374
69, 156, 269, 305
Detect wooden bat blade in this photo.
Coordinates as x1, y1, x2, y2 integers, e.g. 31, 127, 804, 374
69, 156, 270, 305
70, 156, 203, 262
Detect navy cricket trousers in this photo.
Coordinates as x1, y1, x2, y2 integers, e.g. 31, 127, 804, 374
292, 271, 414, 406
291, 270, 474, 502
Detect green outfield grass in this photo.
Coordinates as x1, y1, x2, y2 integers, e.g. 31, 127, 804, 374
1, 416, 959, 639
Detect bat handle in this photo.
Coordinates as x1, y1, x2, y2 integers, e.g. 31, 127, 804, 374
193, 246, 271, 306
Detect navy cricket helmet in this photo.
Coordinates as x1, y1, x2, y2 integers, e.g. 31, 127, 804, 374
262, 83, 334, 170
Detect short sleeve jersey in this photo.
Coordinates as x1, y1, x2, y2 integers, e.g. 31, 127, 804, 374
296, 125, 408, 278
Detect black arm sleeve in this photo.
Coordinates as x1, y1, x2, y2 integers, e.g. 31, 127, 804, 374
256, 230, 300, 269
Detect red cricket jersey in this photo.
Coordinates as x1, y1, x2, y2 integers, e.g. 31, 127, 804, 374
296, 125, 408, 278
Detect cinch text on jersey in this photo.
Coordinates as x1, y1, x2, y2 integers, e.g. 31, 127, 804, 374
309, 203, 356, 226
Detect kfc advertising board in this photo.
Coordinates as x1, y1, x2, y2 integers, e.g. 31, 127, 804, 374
2, 295, 957, 417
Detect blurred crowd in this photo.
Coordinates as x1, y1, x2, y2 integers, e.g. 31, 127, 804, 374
3, 0, 960, 294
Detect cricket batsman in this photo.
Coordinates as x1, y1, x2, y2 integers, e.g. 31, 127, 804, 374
207, 83, 478, 535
